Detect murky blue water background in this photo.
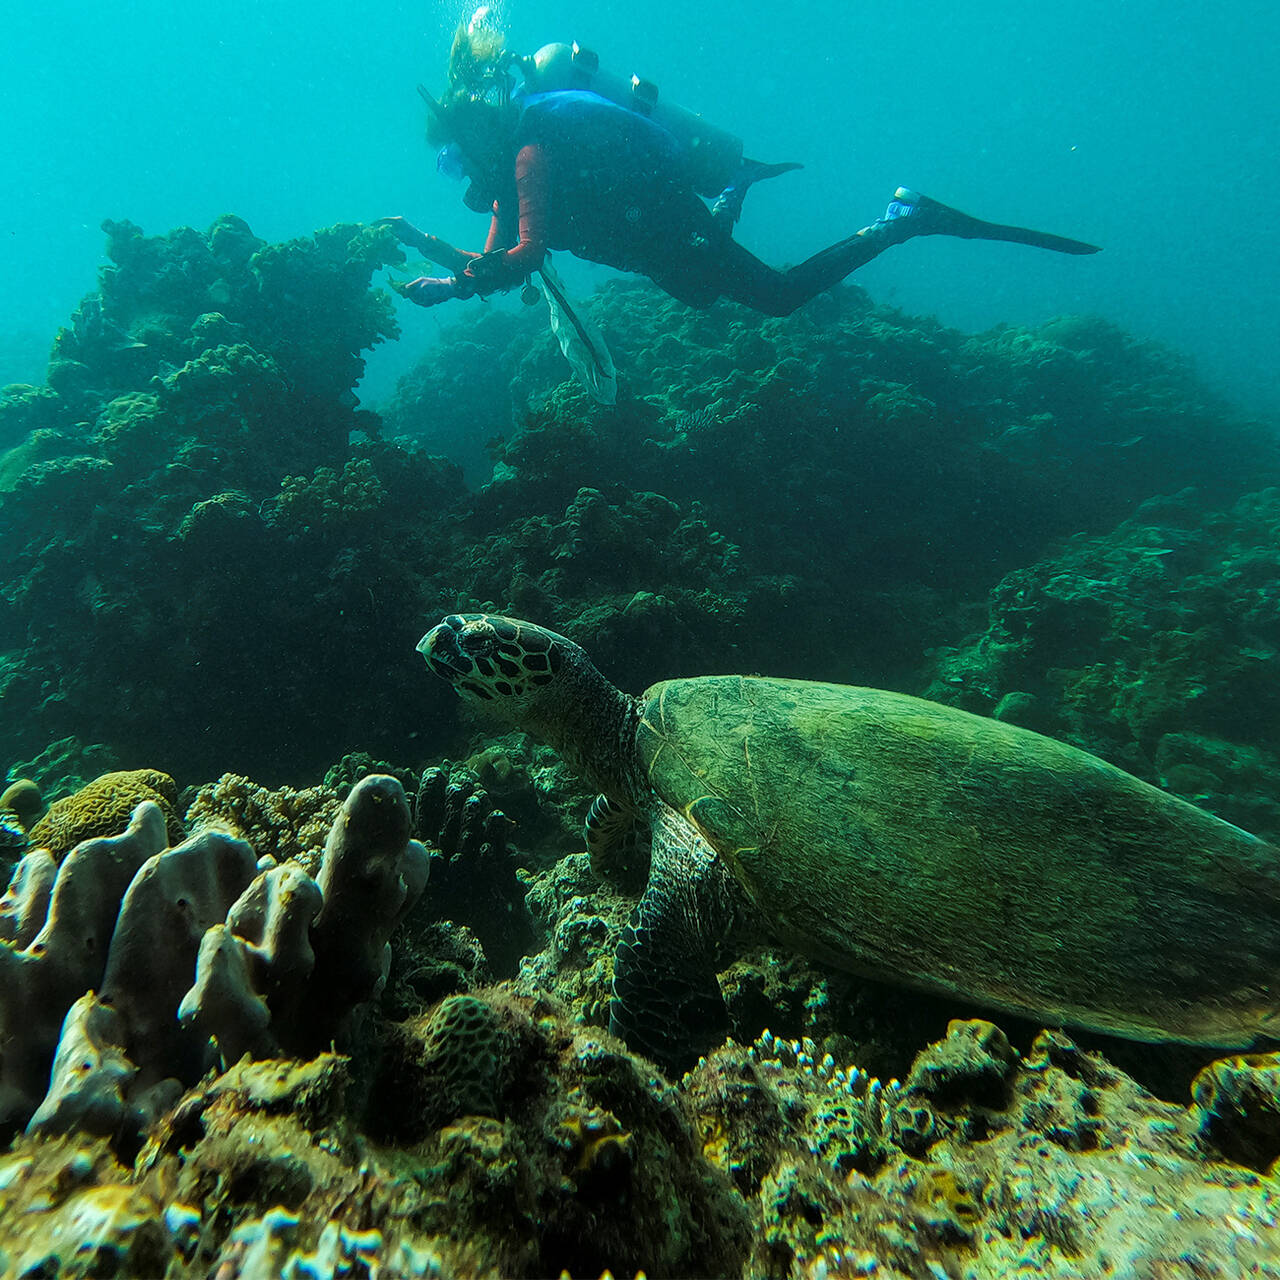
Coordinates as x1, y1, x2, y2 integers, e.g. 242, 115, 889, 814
3, 0, 1277, 417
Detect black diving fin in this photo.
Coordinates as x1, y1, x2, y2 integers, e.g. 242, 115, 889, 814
737, 158, 804, 187
891, 189, 1101, 255
713, 158, 803, 224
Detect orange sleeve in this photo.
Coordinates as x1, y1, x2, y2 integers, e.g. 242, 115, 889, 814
483, 204, 504, 254
463, 144, 549, 291
506, 143, 550, 270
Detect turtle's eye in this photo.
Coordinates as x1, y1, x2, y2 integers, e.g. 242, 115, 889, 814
459, 619, 499, 656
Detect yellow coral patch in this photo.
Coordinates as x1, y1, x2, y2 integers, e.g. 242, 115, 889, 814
28, 769, 184, 859
0, 777, 44, 829
697, 1110, 734, 1171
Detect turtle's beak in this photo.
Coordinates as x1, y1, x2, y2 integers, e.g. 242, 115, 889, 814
417, 620, 470, 682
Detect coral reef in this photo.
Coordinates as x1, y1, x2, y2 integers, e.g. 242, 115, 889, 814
0, 994, 754, 1279
2, 744, 1278, 1276
183, 773, 340, 872
7, 245, 1276, 788
518, 851, 632, 1028
210, 1206, 447, 1280
3, 219, 1280, 1276
6, 983, 1278, 1277
684, 1021, 1280, 1278
0, 216, 452, 781
1192, 1050, 1280, 1172
410, 761, 533, 977
2, 737, 119, 807
926, 487, 1280, 838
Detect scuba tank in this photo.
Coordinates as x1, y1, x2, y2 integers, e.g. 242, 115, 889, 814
516, 42, 743, 197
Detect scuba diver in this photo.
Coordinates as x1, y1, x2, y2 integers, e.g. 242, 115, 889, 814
383, 11, 1098, 320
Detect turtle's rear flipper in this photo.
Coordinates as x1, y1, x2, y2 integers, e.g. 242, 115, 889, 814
609, 806, 736, 1073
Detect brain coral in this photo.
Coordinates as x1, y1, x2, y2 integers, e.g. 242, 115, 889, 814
27, 771, 184, 860
418, 993, 513, 1123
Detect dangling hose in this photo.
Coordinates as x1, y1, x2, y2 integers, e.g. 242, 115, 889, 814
534, 259, 617, 405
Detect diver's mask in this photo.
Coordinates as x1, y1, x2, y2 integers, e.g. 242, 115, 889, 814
437, 143, 467, 181
437, 141, 497, 211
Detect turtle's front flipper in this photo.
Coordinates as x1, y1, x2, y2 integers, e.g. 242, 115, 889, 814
609, 804, 737, 1073
585, 793, 651, 894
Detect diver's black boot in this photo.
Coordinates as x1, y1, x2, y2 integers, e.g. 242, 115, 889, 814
878, 187, 1101, 254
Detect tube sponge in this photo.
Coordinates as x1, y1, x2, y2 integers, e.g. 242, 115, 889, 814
0, 802, 168, 1136
301, 775, 431, 1050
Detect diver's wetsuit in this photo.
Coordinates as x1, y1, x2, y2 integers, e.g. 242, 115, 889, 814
460, 90, 881, 315
449, 90, 1096, 315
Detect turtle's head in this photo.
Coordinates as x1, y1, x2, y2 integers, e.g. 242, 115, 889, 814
418, 613, 576, 720
420, 613, 639, 796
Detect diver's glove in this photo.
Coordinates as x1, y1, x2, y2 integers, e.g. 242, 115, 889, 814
389, 276, 465, 307
376, 215, 432, 252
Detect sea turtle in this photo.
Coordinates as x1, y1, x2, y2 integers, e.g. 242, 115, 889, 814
419, 613, 1280, 1071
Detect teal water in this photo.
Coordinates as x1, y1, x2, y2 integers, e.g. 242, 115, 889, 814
2, 0, 1277, 412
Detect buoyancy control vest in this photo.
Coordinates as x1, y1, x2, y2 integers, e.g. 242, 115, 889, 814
516, 42, 743, 196
512, 91, 708, 273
